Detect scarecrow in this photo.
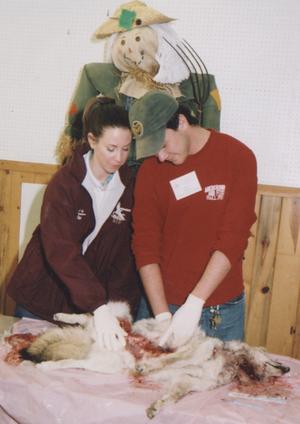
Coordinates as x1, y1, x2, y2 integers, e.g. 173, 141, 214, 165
56, 1, 221, 165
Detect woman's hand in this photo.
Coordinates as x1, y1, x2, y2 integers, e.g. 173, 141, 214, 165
93, 304, 127, 351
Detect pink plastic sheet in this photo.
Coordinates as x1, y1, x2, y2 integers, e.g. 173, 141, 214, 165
1, 318, 300, 424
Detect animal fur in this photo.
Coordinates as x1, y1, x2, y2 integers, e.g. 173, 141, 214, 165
21, 302, 290, 419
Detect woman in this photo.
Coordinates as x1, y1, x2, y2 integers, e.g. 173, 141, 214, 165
7, 97, 140, 350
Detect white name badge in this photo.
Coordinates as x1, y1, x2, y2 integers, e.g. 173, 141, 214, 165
170, 171, 202, 200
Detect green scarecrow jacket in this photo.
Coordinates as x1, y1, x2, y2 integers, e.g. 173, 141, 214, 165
64, 63, 221, 165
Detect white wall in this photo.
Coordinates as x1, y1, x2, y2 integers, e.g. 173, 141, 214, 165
1, 0, 299, 187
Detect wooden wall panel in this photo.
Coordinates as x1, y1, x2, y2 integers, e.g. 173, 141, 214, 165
3, 172, 23, 314
266, 255, 300, 354
293, 297, 300, 358
243, 193, 260, 322
0, 160, 300, 359
245, 196, 282, 347
266, 197, 300, 355
0, 160, 58, 315
244, 188, 300, 359
0, 168, 13, 313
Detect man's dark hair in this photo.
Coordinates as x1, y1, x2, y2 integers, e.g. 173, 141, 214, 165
166, 104, 199, 130
82, 97, 130, 140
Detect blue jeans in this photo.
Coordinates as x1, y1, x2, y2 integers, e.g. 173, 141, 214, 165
135, 292, 245, 342
14, 305, 41, 320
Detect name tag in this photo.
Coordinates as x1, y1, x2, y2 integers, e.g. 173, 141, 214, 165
170, 171, 202, 200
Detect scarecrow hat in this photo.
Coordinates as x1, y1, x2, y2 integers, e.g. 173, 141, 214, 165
93, 1, 175, 39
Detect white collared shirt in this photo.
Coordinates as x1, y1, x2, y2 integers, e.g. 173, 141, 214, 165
81, 151, 125, 254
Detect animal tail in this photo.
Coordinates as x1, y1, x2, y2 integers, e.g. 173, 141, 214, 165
20, 327, 92, 363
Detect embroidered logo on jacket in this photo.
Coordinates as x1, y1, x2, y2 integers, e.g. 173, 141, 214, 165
205, 185, 226, 200
111, 202, 131, 224
76, 209, 87, 220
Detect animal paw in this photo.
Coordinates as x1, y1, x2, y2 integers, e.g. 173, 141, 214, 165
36, 361, 57, 370
53, 312, 89, 326
53, 312, 67, 322
146, 402, 160, 419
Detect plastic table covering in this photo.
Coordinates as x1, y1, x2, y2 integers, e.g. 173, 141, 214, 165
0, 318, 300, 424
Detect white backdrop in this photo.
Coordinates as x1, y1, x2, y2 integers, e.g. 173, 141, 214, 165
0, 0, 300, 187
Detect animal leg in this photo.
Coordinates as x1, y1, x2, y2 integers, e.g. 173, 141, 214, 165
53, 312, 90, 326
136, 342, 198, 375
37, 358, 91, 371
146, 377, 194, 419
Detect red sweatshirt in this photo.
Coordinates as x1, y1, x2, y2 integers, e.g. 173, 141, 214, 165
132, 130, 257, 306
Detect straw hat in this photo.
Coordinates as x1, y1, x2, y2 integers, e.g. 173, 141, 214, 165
93, 1, 175, 39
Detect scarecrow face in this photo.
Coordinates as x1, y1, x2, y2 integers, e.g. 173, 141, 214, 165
111, 26, 159, 76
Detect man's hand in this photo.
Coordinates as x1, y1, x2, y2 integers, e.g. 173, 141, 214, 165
159, 294, 204, 348
93, 304, 127, 351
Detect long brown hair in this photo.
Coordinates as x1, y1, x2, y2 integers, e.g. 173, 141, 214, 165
82, 97, 130, 141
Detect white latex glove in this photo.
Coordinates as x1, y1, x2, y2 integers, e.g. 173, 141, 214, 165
159, 294, 205, 348
155, 311, 172, 322
93, 304, 127, 351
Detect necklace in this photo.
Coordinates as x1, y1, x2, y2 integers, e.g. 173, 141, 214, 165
99, 173, 114, 190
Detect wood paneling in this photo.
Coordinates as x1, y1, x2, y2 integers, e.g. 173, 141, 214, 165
0, 160, 58, 315
245, 196, 282, 347
0, 160, 300, 359
244, 188, 300, 358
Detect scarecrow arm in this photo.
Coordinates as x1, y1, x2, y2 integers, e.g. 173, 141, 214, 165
56, 63, 122, 163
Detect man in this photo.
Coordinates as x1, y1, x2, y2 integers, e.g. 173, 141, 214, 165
129, 91, 257, 348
